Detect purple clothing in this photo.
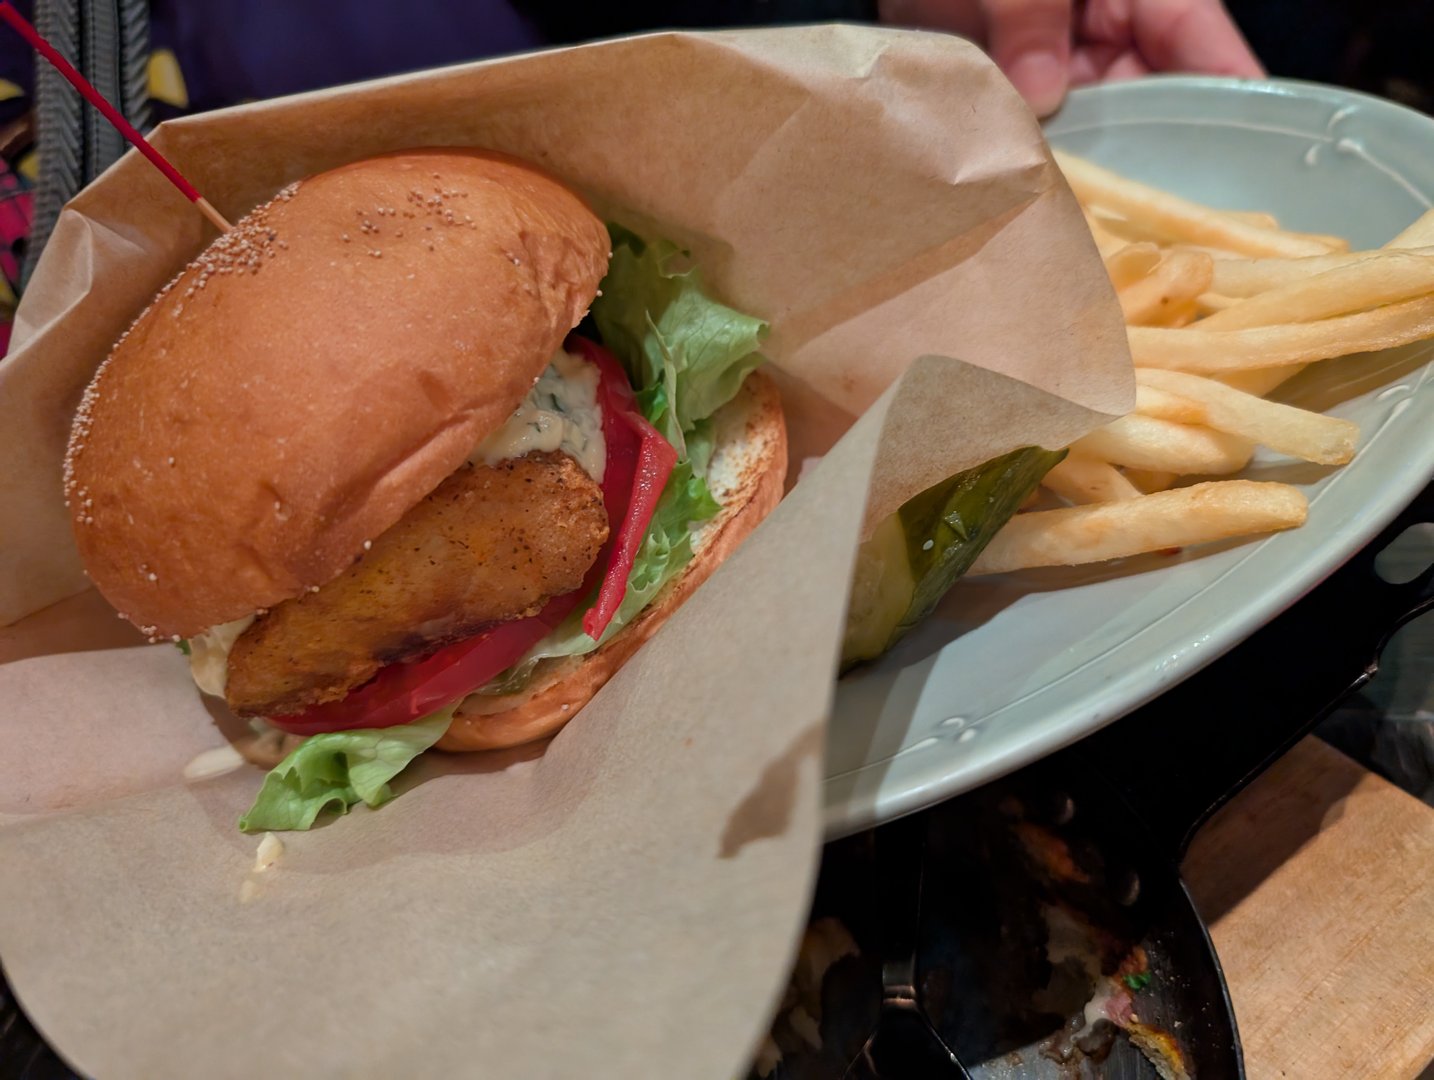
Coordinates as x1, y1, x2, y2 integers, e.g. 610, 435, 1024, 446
0, 1, 545, 121
148, 0, 544, 114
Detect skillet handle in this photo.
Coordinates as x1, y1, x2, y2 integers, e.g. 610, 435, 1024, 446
1075, 478, 1434, 861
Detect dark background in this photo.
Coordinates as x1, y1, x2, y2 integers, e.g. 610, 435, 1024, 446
516, 0, 1434, 115
1230, 0, 1434, 115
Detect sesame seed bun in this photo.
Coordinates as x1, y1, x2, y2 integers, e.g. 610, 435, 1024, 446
439, 369, 787, 751
65, 149, 609, 639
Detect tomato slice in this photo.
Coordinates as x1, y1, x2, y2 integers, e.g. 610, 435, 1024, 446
568, 336, 678, 640
267, 590, 583, 736
268, 335, 677, 736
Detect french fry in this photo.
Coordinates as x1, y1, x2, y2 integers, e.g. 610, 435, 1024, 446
1196, 292, 1241, 313
1104, 242, 1162, 289
1093, 214, 1182, 248
1299, 232, 1351, 253
1209, 246, 1434, 297
1041, 455, 1142, 504
1135, 369, 1358, 465
1223, 210, 1280, 229
1150, 300, 1198, 328
1134, 384, 1207, 425
1045, 174, 1434, 577
1199, 251, 1434, 330
970, 481, 1308, 574
1213, 213, 1346, 253
1123, 469, 1178, 494
1054, 151, 1331, 258
1217, 365, 1304, 397
1073, 415, 1254, 475
1129, 294, 1434, 373
1174, 243, 1247, 261
1084, 210, 1128, 258
1117, 251, 1213, 325
1386, 209, 1434, 249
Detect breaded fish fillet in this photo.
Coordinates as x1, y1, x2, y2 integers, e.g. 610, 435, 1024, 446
225, 451, 607, 717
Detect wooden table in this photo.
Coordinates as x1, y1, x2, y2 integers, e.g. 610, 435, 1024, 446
1183, 737, 1434, 1080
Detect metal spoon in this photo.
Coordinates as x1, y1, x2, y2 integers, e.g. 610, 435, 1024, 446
842, 813, 972, 1079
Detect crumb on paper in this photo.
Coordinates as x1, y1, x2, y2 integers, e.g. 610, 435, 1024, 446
181, 744, 245, 782
788, 1005, 820, 1049
254, 832, 284, 873
238, 879, 260, 904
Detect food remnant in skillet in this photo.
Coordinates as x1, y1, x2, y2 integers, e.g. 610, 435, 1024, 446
1012, 820, 1093, 885
752, 917, 859, 1077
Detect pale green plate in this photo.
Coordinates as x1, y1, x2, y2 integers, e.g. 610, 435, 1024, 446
824, 77, 1434, 837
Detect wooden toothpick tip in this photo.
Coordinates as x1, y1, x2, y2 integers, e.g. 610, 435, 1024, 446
195, 197, 232, 234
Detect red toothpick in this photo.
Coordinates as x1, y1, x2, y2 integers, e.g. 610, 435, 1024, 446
0, 0, 230, 232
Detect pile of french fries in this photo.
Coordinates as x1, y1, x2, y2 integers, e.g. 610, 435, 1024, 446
973, 151, 1434, 575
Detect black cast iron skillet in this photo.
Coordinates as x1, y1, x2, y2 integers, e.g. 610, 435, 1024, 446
760, 477, 1434, 1080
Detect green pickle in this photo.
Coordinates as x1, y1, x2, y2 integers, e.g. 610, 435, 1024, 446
841, 446, 1066, 668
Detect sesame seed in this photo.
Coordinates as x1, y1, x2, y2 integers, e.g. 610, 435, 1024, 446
147, 572, 158, 582
363, 540, 372, 550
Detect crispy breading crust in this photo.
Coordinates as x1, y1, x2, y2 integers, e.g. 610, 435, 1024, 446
225, 452, 607, 718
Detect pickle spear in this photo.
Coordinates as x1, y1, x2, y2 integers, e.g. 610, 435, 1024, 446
841, 446, 1066, 668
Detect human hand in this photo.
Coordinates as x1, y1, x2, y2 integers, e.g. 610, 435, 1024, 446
879, 0, 1265, 116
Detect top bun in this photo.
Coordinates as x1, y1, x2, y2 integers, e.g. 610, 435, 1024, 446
65, 149, 609, 639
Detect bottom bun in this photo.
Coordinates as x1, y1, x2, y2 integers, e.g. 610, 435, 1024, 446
437, 370, 787, 751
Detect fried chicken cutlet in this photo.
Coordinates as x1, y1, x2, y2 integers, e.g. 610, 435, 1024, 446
225, 451, 607, 718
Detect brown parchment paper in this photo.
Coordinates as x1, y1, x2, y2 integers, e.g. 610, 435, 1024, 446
0, 25, 1131, 1079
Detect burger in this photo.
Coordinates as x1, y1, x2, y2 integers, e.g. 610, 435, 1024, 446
63, 149, 787, 830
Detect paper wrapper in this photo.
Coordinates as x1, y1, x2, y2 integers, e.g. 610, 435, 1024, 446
0, 25, 1130, 1079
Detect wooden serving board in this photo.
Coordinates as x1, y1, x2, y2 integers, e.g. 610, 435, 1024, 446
1183, 736, 1434, 1080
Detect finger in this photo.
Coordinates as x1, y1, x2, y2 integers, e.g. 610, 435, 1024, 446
1082, 0, 1133, 43
1132, 0, 1265, 77
1104, 50, 1153, 80
983, 0, 1075, 116
1069, 42, 1124, 84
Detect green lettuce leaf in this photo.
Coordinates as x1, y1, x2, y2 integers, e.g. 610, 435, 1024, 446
479, 227, 761, 696
237, 710, 452, 833
592, 225, 768, 454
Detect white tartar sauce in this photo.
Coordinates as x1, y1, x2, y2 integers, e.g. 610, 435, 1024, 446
188, 615, 255, 697
471, 348, 605, 481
